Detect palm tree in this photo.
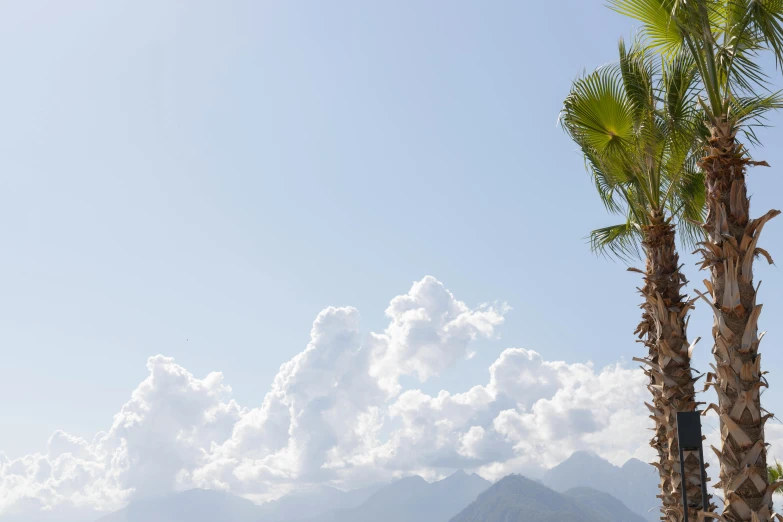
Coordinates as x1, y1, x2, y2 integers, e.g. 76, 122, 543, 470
608, 2, 783, 520
561, 40, 710, 522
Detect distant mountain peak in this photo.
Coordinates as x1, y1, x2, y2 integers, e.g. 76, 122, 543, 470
438, 469, 473, 483
571, 449, 599, 457
541, 452, 660, 522
451, 472, 645, 522
564, 450, 614, 464
399, 474, 428, 484
431, 469, 490, 496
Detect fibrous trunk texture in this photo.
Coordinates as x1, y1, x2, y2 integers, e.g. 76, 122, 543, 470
634, 215, 713, 522
695, 120, 781, 522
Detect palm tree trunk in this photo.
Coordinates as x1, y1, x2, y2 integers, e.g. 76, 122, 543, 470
636, 216, 712, 522
696, 120, 781, 522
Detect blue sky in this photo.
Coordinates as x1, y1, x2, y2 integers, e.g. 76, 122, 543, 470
2, 0, 783, 482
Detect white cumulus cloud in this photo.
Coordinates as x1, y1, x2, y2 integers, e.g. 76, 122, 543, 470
0, 276, 654, 519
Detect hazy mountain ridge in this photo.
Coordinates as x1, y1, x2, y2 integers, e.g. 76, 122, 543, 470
64, 452, 658, 522
301, 470, 491, 522
95, 489, 263, 522
95, 482, 383, 522
564, 487, 648, 522
92, 471, 488, 522
258, 483, 383, 521
450, 475, 646, 522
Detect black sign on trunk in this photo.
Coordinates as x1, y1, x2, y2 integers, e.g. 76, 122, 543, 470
676, 411, 711, 522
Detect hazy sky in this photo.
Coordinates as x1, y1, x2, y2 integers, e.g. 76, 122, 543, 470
3, 0, 783, 517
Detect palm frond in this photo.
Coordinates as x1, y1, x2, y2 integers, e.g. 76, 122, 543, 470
731, 90, 783, 123
669, 160, 707, 248
662, 50, 699, 124
619, 38, 658, 117
589, 221, 644, 261
730, 90, 783, 145
608, 0, 687, 55
561, 65, 636, 155
725, 48, 770, 94
586, 158, 628, 215
747, 0, 783, 69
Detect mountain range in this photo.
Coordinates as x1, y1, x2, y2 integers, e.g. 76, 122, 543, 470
96, 470, 646, 522
92, 471, 487, 522
0, 451, 662, 522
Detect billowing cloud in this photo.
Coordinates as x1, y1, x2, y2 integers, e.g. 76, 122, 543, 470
0, 276, 654, 519
368, 276, 507, 395
0, 355, 244, 517
374, 348, 650, 481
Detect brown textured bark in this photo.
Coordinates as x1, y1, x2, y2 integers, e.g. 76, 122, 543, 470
695, 120, 781, 522
634, 213, 713, 522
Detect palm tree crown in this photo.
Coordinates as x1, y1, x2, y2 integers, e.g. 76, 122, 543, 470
608, 0, 783, 141
560, 39, 705, 257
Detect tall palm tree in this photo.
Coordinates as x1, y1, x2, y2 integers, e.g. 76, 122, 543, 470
561, 40, 710, 522
609, 2, 783, 520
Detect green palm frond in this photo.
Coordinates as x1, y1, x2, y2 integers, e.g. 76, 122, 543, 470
586, 158, 628, 215
724, 47, 770, 94
668, 159, 707, 247
732, 90, 783, 123
608, 0, 687, 55
619, 38, 658, 116
730, 90, 783, 145
661, 51, 700, 130
562, 65, 637, 154
589, 221, 644, 261
745, 0, 783, 68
